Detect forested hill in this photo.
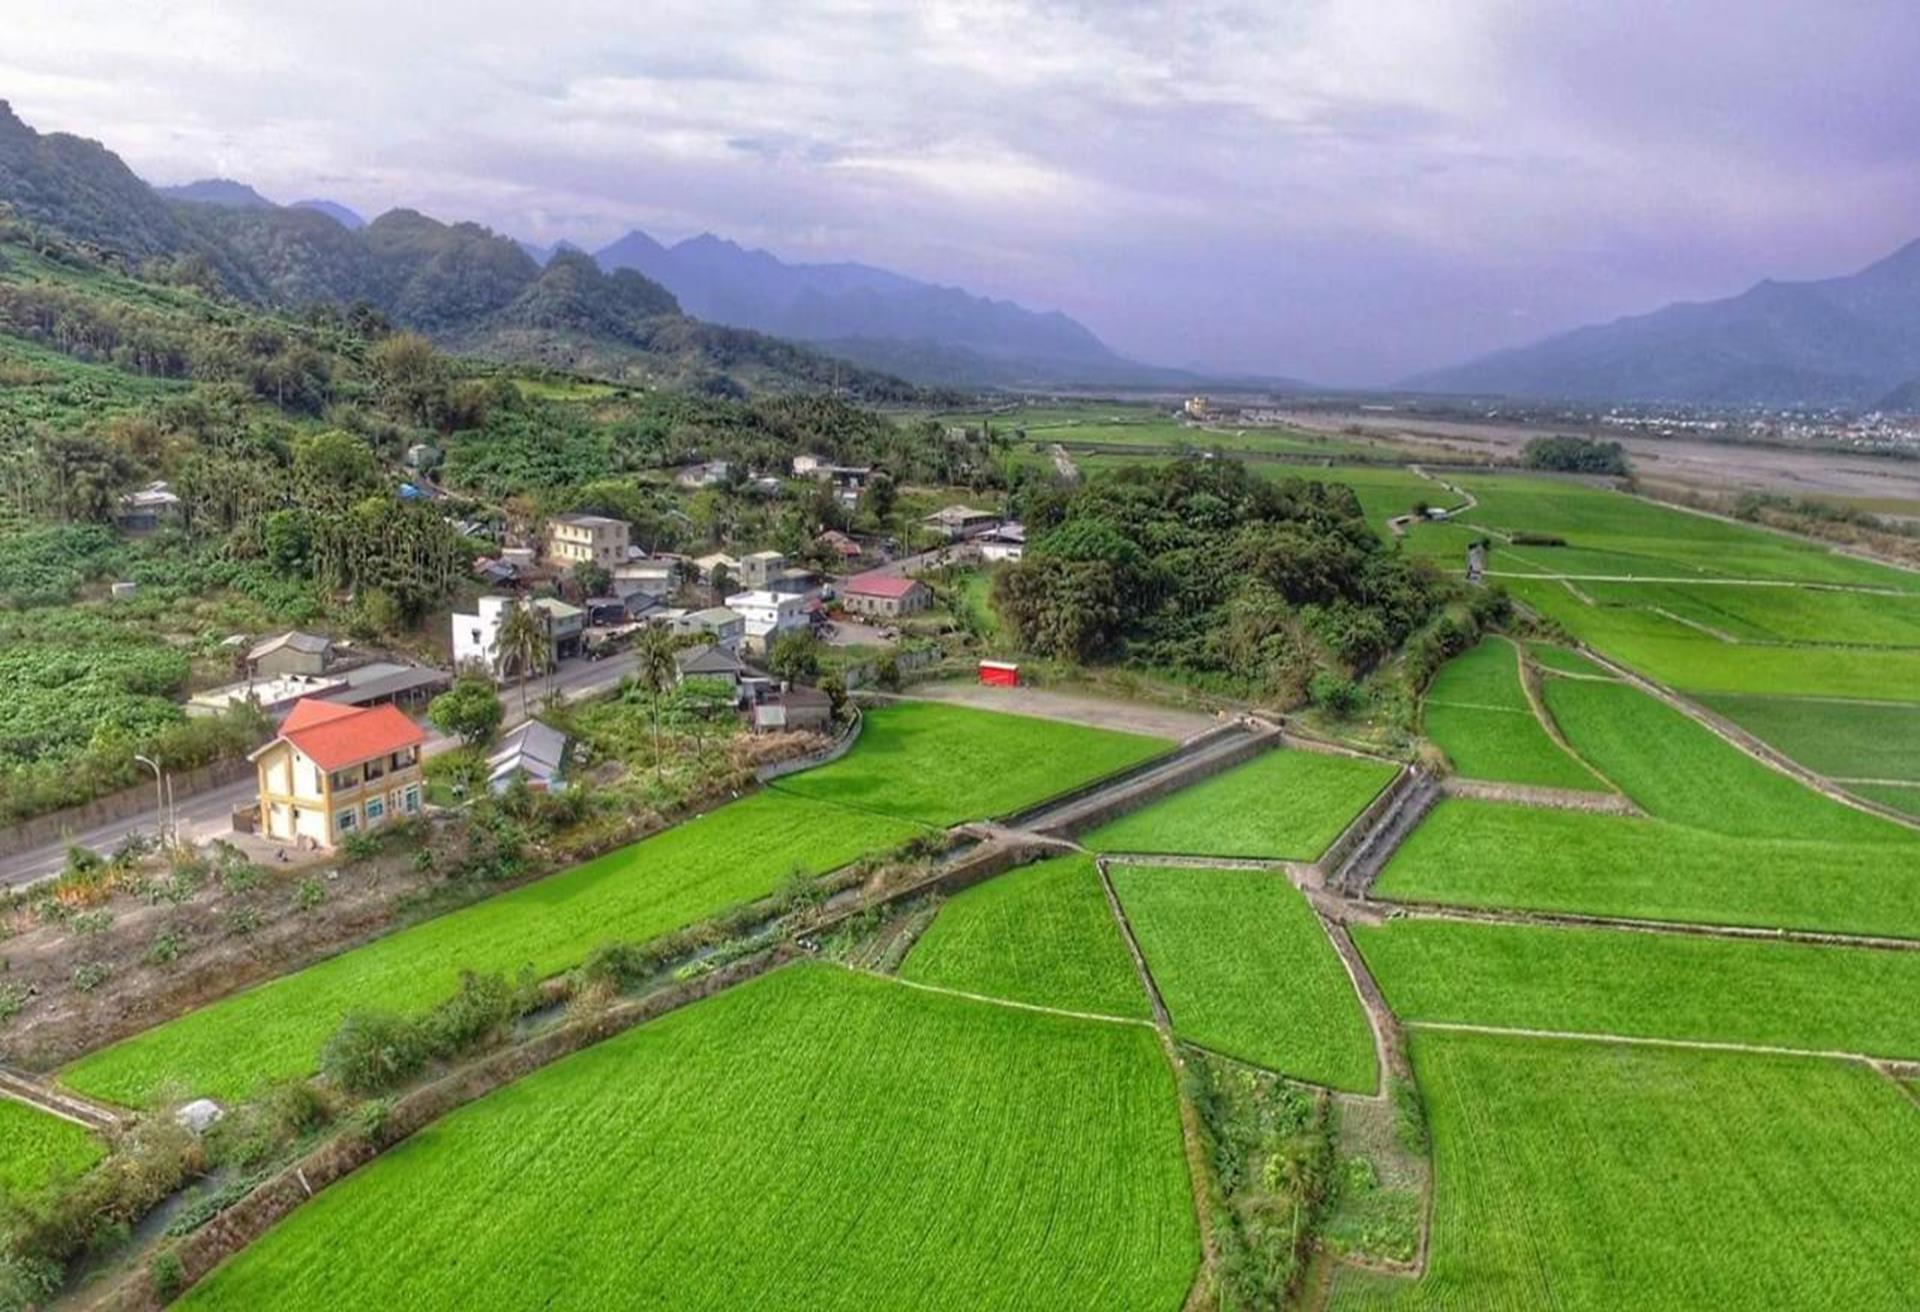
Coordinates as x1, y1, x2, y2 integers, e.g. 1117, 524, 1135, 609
0, 102, 923, 400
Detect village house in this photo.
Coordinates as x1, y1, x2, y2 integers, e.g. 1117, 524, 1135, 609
545, 513, 631, 570
977, 522, 1026, 563
114, 481, 181, 534
841, 572, 933, 618
792, 453, 828, 477
922, 504, 999, 541
725, 588, 812, 653
675, 459, 731, 489
251, 699, 424, 849
248, 631, 335, 679
817, 529, 863, 566
487, 720, 572, 794
452, 596, 582, 678
612, 559, 679, 601
752, 685, 834, 734
738, 549, 786, 589
673, 643, 749, 701
691, 551, 740, 585
672, 606, 747, 653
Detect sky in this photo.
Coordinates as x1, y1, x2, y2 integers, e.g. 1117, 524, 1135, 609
4, 0, 1918, 385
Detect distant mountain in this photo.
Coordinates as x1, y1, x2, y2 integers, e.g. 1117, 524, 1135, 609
516, 237, 583, 266
0, 103, 923, 399
1408, 239, 1920, 407
292, 198, 365, 230
153, 177, 275, 208
592, 228, 1168, 387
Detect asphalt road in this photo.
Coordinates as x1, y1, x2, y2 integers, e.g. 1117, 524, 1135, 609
0, 650, 642, 892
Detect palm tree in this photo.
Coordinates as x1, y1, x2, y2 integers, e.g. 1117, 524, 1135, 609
496, 598, 552, 719
634, 624, 682, 780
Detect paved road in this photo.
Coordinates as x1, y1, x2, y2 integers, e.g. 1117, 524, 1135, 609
0, 651, 644, 892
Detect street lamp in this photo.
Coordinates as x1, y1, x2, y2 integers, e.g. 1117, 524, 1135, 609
133, 754, 166, 848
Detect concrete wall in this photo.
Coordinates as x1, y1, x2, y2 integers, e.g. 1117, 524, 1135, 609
0, 758, 255, 860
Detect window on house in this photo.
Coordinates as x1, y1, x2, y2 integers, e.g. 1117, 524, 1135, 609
366, 796, 385, 822
403, 785, 421, 813
336, 807, 358, 834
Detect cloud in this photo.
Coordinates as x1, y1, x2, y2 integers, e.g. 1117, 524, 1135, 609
2, 0, 1917, 383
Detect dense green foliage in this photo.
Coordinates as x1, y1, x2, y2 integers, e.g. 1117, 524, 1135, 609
1376, 799, 1920, 938
1330, 1033, 1920, 1310
1085, 748, 1396, 859
61, 792, 916, 1106
770, 701, 1167, 826
1112, 865, 1378, 1092
1355, 916, 1920, 1058
177, 965, 1200, 1311
899, 855, 1149, 1019
994, 459, 1447, 692
1520, 435, 1627, 475
1421, 639, 1602, 790
0, 1100, 103, 1198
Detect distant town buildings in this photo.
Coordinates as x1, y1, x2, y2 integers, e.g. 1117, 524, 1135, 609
546, 514, 630, 570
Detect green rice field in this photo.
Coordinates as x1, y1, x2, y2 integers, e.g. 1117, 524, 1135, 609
1329, 1031, 1920, 1310
1700, 693, 1920, 785
1854, 781, 1920, 817
1524, 642, 1612, 677
1084, 748, 1396, 860
898, 855, 1149, 1019
1375, 799, 1920, 939
0, 1099, 103, 1196
1353, 916, 1920, 1058
1541, 673, 1909, 843
61, 793, 918, 1107
177, 964, 1200, 1311
1110, 865, 1377, 1092
1421, 639, 1602, 790
771, 701, 1168, 826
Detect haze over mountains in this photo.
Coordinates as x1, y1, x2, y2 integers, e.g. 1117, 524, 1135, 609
1407, 239, 1920, 410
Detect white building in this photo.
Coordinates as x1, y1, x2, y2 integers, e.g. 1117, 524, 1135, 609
452, 596, 515, 676
612, 560, 679, 600
978, 522, 1026, 563
725, 589, 811, 653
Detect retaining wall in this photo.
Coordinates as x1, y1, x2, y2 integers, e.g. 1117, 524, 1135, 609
1314, 766, 1416, 883
1438, 777, 1637, 814
755, 706, 863, 783
0, 759, 254, 860
1023, 728, 1278, 839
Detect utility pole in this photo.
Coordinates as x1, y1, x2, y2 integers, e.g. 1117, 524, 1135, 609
134, 754, 164, 847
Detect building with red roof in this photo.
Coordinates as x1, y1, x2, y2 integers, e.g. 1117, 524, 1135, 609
841, 571, 933, 618
250, 698, 426, 848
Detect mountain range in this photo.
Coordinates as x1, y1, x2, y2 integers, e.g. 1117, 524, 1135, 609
586, 229, 1181, 387
1409, 239, 1920, 409
0, 101, 920, 399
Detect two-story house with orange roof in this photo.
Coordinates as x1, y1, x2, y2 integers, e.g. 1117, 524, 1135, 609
251, 699, 426, 849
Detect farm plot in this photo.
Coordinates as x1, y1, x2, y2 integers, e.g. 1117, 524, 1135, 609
177, 964, 1199, 1312
1084, 748, 1396, 860
1541, 673, 1910, 843
61, 793, 918, 1108
1328, 1031, 1920, 1311
1854, 782, 1920, 818
1575, 578, 1920, 647
1353, 916, 1920, 1059
1375, 800, 1920, 939
1110, 865, 1376, 1093
1421, 639, 1602, 791
772, 701, 1168, 826
1700, 693, 1920, 787
1504, 575, 1920, 701
898, 854, 1149, 1019
0, 1098, 103, 1196
1523, 642, 1612, 678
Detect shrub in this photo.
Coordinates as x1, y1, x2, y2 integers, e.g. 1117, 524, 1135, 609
145, 929, 184, 967
71, 961, 109, 992
1390, 1076, 1429, 1155
223, 906, 259, 937
1309, 671, 1366, 717
295, 876, 327, 911
150, 1250, 185, 1303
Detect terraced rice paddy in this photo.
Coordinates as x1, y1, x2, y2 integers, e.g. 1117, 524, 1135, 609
1084, 748, 1396, 860
1541, 673, 1909, 842
177, 964, 1200, 1312
1110, 865, 1376, 1092
61, 793, 918, 1107
771, 701, 1168, 826
1421, 639, 1602, 790
1524, 642, 1612, 677
1329, 1031, 1920, 1310
1700, 693, 1920, 787
1353, 916, 1920, 1058
898, 854, 1149, 1019
1375, 799, 1920, 939
0, 1099, 103, 1196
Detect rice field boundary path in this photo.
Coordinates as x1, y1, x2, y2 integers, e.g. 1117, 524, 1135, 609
1404, 1018, 1904, 1068
0, 1064, 126, 1132
865, 681, 1221, 741
1377, 899, 1920, 952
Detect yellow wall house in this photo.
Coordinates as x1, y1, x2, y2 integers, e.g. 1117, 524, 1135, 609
545, 513, 630, 569
252, 699, 426, 849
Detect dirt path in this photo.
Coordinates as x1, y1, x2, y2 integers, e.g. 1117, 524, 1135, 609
847, 967, 1153, 1028
1404, 1018, 1897, 1066
0, 1065, 127, 1131
1374, 899, 1920, 952
875, 681, 1221, 741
